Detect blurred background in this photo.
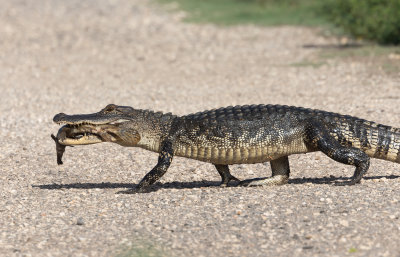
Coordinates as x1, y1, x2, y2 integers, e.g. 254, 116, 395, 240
158, 0, 400, 45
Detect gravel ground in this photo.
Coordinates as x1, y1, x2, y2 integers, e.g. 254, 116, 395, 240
1, 0, 400, 256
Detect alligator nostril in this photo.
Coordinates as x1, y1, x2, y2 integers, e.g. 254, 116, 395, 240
53, 113, 66, 122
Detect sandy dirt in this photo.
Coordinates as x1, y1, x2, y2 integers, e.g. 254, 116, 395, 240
0, 0, 399, 256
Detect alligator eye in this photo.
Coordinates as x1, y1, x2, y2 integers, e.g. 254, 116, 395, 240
103, 104, 118, 113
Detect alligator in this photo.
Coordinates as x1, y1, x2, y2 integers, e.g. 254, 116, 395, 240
51, 104, 400, 193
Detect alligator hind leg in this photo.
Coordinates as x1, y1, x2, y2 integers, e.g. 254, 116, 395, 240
305, 122, 370, 185
240, 156, 290, 187
214, 164, 240, 187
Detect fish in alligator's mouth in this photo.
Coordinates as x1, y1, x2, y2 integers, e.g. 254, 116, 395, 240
51, 122, 123, 165
51, 123, 107, 165
53, 123, 104, 146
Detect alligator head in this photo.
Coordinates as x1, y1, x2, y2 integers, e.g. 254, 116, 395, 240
51, 104, 175, 165
52, 104, 141, 147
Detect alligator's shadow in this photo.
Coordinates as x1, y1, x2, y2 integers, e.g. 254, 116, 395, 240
32, 175, 399, 193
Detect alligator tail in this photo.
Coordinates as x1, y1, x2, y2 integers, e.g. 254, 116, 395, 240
352, 121, 400, 163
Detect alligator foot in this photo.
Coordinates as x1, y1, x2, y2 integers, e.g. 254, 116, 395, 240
220, 175, 240, 187
334, 179, 360, 186
214, 164, 240, 187
117, 186, 157, 194
239, 175, 289, 187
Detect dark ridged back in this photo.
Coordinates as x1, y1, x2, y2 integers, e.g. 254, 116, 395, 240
182, 104, 311, 122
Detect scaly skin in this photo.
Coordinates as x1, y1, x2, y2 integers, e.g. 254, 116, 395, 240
52, 104, 400, 193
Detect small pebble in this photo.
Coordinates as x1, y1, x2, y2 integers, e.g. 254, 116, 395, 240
76, 218, 85, 226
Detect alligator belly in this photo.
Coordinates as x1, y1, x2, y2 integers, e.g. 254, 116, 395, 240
175, 138, 308, 164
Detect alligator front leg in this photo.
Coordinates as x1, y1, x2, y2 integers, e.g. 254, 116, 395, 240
120, 141, 174, 194
240, 156, 290, 186
214, 164, 240, 187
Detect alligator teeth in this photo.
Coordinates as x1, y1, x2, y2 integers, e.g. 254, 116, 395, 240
109, 119, 130, 125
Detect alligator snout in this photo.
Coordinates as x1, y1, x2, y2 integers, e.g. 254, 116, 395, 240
53, 113, 67, 123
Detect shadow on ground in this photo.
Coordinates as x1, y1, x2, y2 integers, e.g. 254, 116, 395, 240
302, 43, 364, 49
32, 175, 399, 193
